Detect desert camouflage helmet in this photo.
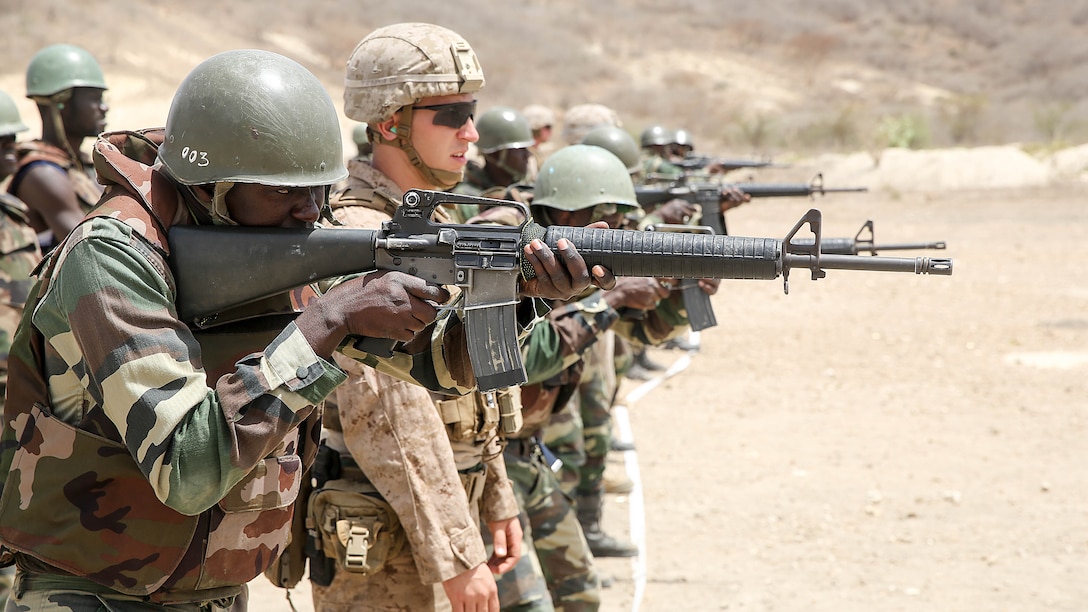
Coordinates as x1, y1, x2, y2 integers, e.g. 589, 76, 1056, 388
343, 22, 485, 123
561, 103, 621, 146
158, 49, 346, 188
581, 125, 641, 174
0, 90, 29, 137
521, 104, 556, 131
533, 144, 639, 212
640, 124, 672, 148
25, 44, 107, 99
476, 106, 535, 154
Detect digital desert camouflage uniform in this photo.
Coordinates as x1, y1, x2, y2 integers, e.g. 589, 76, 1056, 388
306, 159, 522, 612
0, 97, 479, 611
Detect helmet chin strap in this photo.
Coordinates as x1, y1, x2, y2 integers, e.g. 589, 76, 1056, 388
35, 91, 84, 172
209, 182, 237, 224
394, 105, 464, 190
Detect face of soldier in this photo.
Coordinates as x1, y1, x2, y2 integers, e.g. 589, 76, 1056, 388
0, 135, 16, 181
408, 93, 479, 176
489, 147, 531, 179
226, 183, 324, 228
550, 203, 625, 230
61, 87, 108, 138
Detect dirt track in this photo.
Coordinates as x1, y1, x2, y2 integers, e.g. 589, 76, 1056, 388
249, 183, 1086, 611
591, 184, 1087, 611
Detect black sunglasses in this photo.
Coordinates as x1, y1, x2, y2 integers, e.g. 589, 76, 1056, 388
413, 101, 477, 129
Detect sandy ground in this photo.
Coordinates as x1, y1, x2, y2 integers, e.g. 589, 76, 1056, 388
248, 180, 1087, 611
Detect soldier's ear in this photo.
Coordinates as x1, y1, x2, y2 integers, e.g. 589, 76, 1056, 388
374, 117, 399, 142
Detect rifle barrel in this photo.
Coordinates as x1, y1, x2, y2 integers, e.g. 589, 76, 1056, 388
785, 253, 952, 275
735, 183, 868, 198
790, 238, 947, 255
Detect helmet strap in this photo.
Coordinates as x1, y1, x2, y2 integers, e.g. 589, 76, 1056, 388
209, 182, 238, 225
394, 105, 464, 190
34, 92, 84, 173
176, 181, 236, 226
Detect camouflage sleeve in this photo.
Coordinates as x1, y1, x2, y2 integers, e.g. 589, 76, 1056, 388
521, 290, 619, 385
611, 291, 690, 348
36, 219, 345, 515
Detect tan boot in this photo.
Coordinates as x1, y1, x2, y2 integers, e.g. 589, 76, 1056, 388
603, 471, 634, 494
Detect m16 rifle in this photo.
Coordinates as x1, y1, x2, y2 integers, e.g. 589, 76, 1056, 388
789, 220, 947, 256
634, 173, 868, 235
169, 190, 952, 392
673, 155, 788, 173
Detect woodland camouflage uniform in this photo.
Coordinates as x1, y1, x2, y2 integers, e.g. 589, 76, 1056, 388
0, 51, 479, 611
0, 88, 42, 604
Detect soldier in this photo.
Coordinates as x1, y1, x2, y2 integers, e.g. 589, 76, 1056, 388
494, 145, 698, 610
0, 89, 41, 607
0, 48, 596, 611
579, 125, 666, 382
671, 127, 695, 159
521, 103, 558, 168
304, 23, 610, 612
7, 44, 108, 250
450, 105, 536, 221
638, 124, 683, 183
521, 104, 555, 150
560, 104, 621, 147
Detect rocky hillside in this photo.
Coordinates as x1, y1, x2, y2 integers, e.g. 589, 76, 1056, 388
4, 0, 1088, 157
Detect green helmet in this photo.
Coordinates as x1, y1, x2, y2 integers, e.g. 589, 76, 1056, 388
343, 23, 485, 123
672, 128, 693, 148
533, 144, 639, 212
158, 49, 346, 187
639, 124, 672, 148
476, 106, 535, 154
0, 89, 29, 137
352, 122, 370, 145
581, 125, 640, 173
25, 44, 107, 98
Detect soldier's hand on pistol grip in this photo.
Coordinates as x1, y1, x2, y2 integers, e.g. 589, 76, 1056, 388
698, 278, 722, 296
299, 270, 450, 357
657, 198, 698, 225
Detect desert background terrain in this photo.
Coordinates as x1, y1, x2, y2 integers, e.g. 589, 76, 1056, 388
2, 1, 1085, 610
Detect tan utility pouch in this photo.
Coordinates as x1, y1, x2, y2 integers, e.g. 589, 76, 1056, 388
307, 481, 406, 577
435, 387, 521, 440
